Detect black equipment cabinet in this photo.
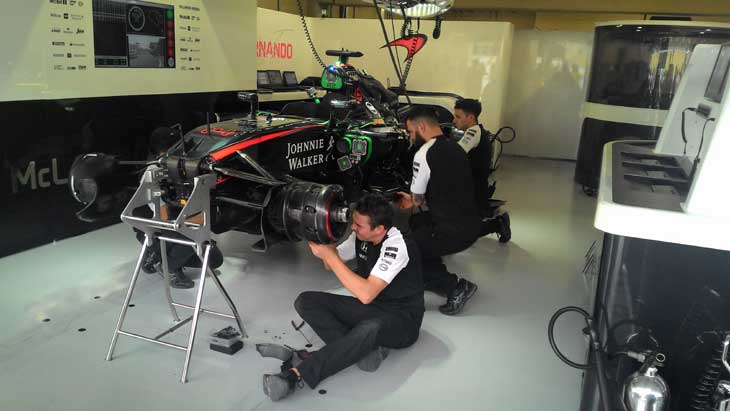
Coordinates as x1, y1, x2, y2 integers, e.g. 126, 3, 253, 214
580, 233, 730, 410
575, 23, 730, 192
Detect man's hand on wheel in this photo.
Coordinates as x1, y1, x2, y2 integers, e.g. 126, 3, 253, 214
308, 242, 337, 261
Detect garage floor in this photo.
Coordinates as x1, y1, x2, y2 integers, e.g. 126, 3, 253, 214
0, 156, 599, 411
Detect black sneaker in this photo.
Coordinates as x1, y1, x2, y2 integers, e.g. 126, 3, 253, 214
169, 271, 195, 289
497, 213, 511, 243
438, 278, 478, 315
478, 217, 500, 237
141, 248, 161, 274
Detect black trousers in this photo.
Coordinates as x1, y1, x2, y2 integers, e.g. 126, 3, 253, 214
134, 229, 223, 273
132, 206, 222, 273
409, 212, 478, 296
293, 291, 422, 389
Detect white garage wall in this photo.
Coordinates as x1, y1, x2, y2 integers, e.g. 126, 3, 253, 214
312, 18, 513, 129
0, 1, 257, 102
502, 30, 594, 160
256, 8, 322, 75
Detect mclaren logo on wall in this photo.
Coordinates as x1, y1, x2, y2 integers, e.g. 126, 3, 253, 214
10, 159, 68, 194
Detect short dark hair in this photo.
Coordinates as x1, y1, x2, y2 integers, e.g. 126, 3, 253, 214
405, 105, 440, 125
455, 98, 482, 119
354, 193, 393, 230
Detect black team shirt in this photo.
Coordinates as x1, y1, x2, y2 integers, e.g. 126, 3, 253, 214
410, 136, 481, 238
336, 227, 424, 321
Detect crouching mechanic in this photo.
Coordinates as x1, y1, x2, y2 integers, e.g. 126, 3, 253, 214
397, 106, 480, 315
452, 98, 511, 242
262, 193, 424, 401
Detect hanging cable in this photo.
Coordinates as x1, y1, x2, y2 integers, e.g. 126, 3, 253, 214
389, 9, 404, 80
400, 14, 410, 38
433, 15, 442, 39
399, 16, 423, 88
681, 107, 697, 155
548, 306, 626, 411
494, 126, 516, 144
548, 306, 591, 369
400, 29, 416, 87
373, 0, 410, 105
397, 4, 414, 89
490, 126, 516, 172
296, 0, 326, 69
688, 116, 716, 181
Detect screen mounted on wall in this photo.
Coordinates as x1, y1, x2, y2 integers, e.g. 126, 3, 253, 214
257, 70, 270, 87
267, 70, 284, 87
92, 0, 175, 68
283, 71, 298, 86
705, 43, 730, 103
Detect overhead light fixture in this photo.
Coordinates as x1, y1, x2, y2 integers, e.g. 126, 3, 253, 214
367, 0, 454, 18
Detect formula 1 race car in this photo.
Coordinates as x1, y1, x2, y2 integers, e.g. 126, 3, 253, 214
68, 51, 418, 250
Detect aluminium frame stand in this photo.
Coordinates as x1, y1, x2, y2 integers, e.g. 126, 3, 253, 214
106, 168, 247, 383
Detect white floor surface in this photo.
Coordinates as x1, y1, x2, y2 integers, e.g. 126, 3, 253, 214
0, 156, 600, 411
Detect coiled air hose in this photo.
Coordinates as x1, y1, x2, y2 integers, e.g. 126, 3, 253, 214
296, 0, 326, 69
548, 306, 627, 411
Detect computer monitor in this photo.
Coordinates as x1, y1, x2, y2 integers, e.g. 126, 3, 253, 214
267, 70, 284, 87
93, 0, 176, 68
257, 70, 270, 88
283, 71, 298, 86
705, 43, 730, 103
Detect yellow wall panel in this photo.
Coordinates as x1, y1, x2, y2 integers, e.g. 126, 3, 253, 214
444, 9, 497, 21
257, 8, 515, 127
1, 0, 257, 102
535, 12, 645, 32
277, 0, 301, 15
257, 0, 277, 11
686, 15, 730, 24
496, 11, 536, 30
353, 7, 379, 19
362, 0, 730, 15
257, 0, 319, 16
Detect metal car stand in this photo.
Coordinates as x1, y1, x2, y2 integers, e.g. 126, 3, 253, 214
106, 168, 247, 383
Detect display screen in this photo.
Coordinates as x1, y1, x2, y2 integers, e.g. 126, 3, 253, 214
267, 70, 284, 87
705, 44, 730, 103
283, 71, 298, 86
257, 70, 270, 87
92, 0, 175, 68
587, 25, 730, 110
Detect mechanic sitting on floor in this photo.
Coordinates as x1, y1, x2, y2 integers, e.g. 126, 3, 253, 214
452, 98, 511, 241
396, 106, 480, 315
262, 193, 424, 401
